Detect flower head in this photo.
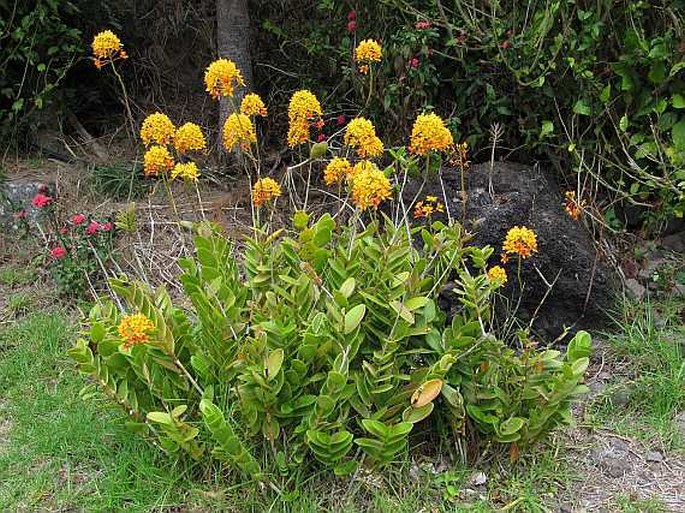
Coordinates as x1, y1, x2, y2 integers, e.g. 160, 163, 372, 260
174, 122, 206, 154
252, 177, 282, 207
240, 93, 268, 117
344, 117, 384, 158
50, 246, 67, 259
118, 313, 155, 350
287, 90, 323, 148
222, 113, 256, 152
502, 226, 538, 259
140, 112, 175, 147
564, 191, 586, 220
101, 222, 114, 232
32, 193, 52, 208
171, 162, 200, 182
143, 145, 174, 176
409, 113, 454, 155
204, 58, 245, 99
323, 157, 352, 186
354, 39, 382, 73
350, 161, 392, 210
71, 214, 86, 225
92, 30, 127, 69
413, 195, 445, 219
487, 266, 507, 286
415, 21, 432, 30
86, 220, 100, 235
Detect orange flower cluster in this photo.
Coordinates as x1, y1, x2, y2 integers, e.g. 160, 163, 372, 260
409, 113, 454, 155
350, 161, 392, 210
118, 313, 155, 349
174, 122, 206, 154
143, 145, 174, 176
502, 226, 538, 261
252, 177, 282, 207
354, 39, 382, 74
413, 195, 445, 219
344, 117, 384, 159
240, 93, 268, 117
323, 157, 352, 186
140, 112, 175, 147
564, 191, 586, 220
204, 58, 245, 99
487, 265, 508, 286
92, 30, 128, 69
287, 90, 323, 148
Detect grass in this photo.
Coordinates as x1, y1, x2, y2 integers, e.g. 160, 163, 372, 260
0, 267, 36, 287
588, 297, 685, 450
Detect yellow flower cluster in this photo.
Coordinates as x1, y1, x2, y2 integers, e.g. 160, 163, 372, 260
413, 195, 445, 219
240, 93, 268, 117
487, 265, 508, 286
350, 161, 392, 210
344, 117, 384, 158
287, 90, 322, 147
409, 113, 454, 155
502, 226, 538, 260
141, 112, 176, 147
92, 30, 127, 68
118, 313, 155, 349
204, 58, 245, 99
143, 145, 174, 176
252, 177, 282, 207
323, 157, 352, 186
222, 113, 256, 152
354, 39, 382, 74
171, 162, 200, 182
174, 122, 206, 154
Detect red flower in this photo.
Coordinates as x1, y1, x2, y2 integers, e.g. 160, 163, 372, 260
71, 214, 86, 225
50, 246, 66, 259
100, 222, 113, 232
13, 210, 26, 219
316, 133, 327, 142
86, 221, 99, 235
347, 10, 356, 21
409, 57, 420, 69
314, 119, 325, 130
336, 114, 346, 126
59, 226, 69, 235
500, 40, 511, 50
415, 21, 431, 30
32, 193, 52, 208
347, 21, 357, 33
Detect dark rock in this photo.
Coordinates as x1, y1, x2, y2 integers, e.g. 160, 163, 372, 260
645, 450, 663, 463
403, 162, 618, 339
625, 279, 646, 301
591, 443, 631, 478
660, 232, 685, 253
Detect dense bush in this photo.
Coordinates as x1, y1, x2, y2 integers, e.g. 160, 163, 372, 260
69, 215, 591, 479
253, 0, 685, 227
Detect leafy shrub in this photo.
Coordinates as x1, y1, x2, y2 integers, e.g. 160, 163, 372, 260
69, 214, 591, 480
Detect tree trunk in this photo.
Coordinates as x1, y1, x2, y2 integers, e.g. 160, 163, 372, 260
216, 0, 253, 128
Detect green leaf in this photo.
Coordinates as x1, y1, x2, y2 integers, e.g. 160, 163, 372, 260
344, 304, 366, 334
673, 94, 685, 109
619, 114, 629, 132
540, 120, 554, 139
573, 99, 592, 116
672, 120, 685, 150
265, 348, 284, 381
147, 411, 173, 425
339, 277, 356, 298
499, 417, 526, 435
402, 402, 434, 423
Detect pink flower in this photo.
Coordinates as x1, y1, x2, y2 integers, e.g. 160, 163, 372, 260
50, 246, 66, 259
100, 222, 113, 232
409, 57, 420, 69
316, 133, 327, 143
32, 193, 52, 208
59, 226, 69, 235
86, 221, 99, 235
14, 210, 26, 219
71, 214, 86, 225
336, 114, 346, 126
347, 21, 357, 33
347, 10, 356, 21
415, 21, 431, 30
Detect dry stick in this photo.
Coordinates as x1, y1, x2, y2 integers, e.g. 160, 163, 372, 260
527, 265, 562, 333
438, 167, 453, 224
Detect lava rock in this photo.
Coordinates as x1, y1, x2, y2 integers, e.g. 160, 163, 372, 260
403, 162, 618, 340
0, 181, 53, 229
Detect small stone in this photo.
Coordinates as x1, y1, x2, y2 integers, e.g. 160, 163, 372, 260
470, 471, 487, 486
646, 450, 663, 463
611, 388, 631, 407
625, 278, 646, 300
661, 233, 685, 253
